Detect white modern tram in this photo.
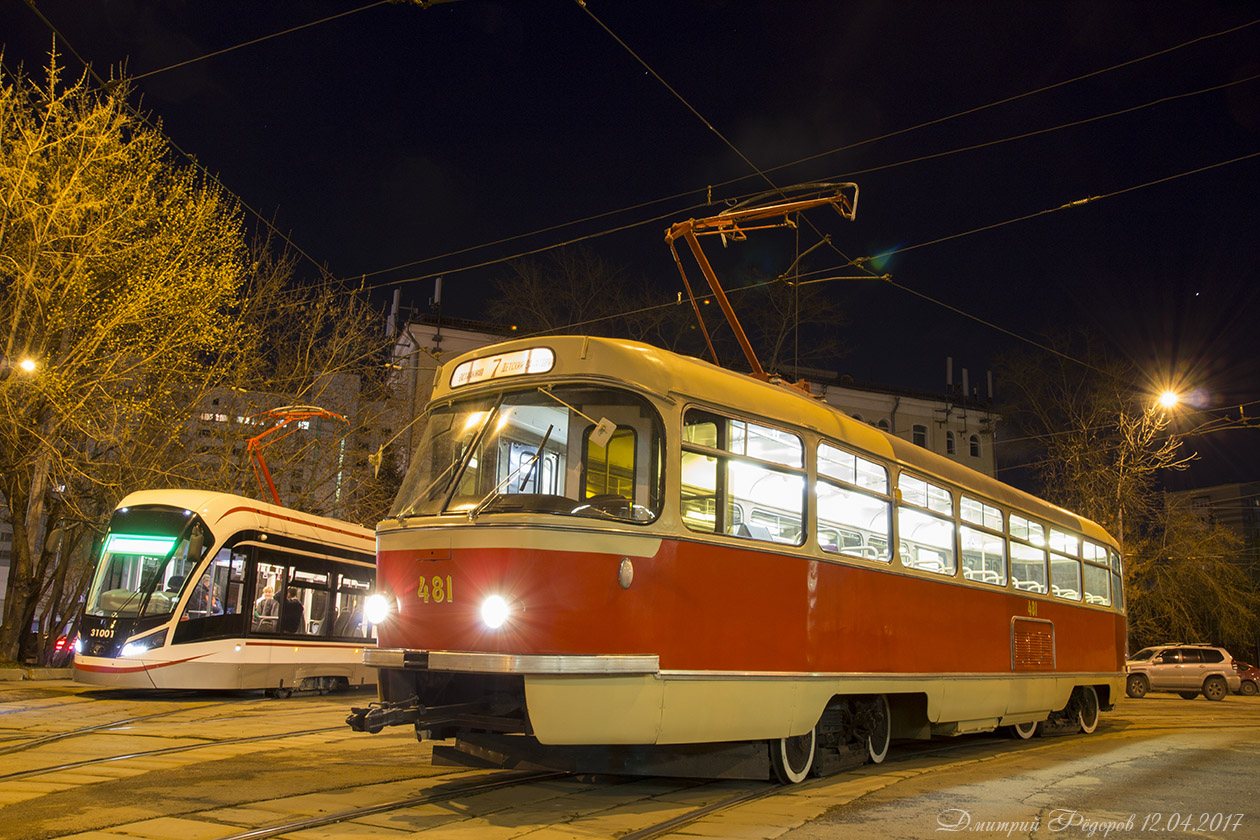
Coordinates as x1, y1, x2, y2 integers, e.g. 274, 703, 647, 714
74, 489, 377, 695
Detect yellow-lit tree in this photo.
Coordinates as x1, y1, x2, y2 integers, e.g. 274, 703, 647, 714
0, 55, 395, 663
1, 55, 248, 661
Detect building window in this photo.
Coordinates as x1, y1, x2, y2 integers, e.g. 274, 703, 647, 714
912, 424, 927, 448
945, 431, 956, 455
969, 434, 981, 457
877, 419, 889, 431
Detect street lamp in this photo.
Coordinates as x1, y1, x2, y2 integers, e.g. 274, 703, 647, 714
1157, 390, 1180, 409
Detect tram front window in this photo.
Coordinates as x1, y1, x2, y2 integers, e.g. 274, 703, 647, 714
84, 506, 211, 619
392, 386, 663, 522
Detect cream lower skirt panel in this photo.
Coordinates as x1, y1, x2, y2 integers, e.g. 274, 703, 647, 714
523, 671, 1124, 745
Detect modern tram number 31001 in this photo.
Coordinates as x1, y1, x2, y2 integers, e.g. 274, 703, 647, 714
418, 575, 454, 603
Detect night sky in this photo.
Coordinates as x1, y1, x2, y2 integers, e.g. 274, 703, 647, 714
3, 0, 1258, 487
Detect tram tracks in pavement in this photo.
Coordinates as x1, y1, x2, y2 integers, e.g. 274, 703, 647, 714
196, 737, 1018, 840
0, 689, 363, 755
0, 700, 248, 756
206, 770, 573, 840
0, 724, 350, 782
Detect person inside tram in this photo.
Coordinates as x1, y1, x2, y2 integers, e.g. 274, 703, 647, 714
281, 586, 305, 634
252, 585, 279, 632
211, 585, 224, 615
187, 574, 211, 616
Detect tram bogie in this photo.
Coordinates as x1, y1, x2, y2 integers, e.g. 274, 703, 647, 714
74, 489, 378, 694
351, 337, 1125, 781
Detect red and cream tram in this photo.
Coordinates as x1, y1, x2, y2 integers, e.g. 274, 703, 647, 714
74, 490, 376, 695
349, 336, 1125, 782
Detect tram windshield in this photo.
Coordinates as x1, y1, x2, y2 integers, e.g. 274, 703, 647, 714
84, 505, 212, 618
393, 385, 663, 522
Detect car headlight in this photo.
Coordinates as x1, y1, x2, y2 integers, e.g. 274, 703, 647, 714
364, 592, 395, 625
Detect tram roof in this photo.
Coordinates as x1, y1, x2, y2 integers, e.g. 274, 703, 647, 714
433, 336, 1116, 546
115, 489, 375, 549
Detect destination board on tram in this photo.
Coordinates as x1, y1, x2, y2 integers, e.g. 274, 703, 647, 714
450, 347, 555, 388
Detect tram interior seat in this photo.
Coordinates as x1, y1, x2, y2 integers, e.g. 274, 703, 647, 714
1051, 586, 1079, 600
963, 568, 1000, 583
1013, 578, 1045, 593
333, 611, 362, 637
1085, 594, 1108, 605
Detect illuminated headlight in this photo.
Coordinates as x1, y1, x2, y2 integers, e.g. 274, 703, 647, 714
364, 593, 395, 625
120, 633, 163, 657
73, 637, 83, 655
480, 595, 510, 629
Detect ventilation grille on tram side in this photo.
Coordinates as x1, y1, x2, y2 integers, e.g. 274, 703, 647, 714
1011, 617, 1056, 670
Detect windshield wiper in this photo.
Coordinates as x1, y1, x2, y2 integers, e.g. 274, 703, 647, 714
468, 424, 554, 521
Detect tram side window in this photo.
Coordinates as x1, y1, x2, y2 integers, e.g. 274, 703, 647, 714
1010, 514, 1047, 593
1109, 548, 1124, 610
680, 408, 804, 544
285, 568, 331, 635
960, 496, 1006, 585
897, 474, 955, 575
181, 550, 239, 620
1081, 541, 1111, 606
1048, 528, 1081, 601
172, 547, 249, 644
252, 561, 284, 633
331, 574, 373, 638
817, 442, 891, 562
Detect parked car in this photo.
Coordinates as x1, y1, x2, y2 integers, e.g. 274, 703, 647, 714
1235, 661, 1259, 696
1125, 643, 1242, 701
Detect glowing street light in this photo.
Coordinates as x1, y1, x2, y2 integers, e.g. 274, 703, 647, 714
1157, 390, 1180, 409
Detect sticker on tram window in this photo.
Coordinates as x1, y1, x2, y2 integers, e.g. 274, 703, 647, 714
450, 347, 555, 388
417, 575, 454, 604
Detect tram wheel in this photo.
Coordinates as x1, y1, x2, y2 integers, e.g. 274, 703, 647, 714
864, 694, 891, 764
1073, 686, 1100, 734
1004, 720, 1039, 740
769, 727, 816, 784
271, 686, 292, 700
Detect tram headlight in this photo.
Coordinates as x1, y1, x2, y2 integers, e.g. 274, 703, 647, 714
480, 594, 510, 629
73, 637, 83, 655
120, 633, 164, 657
364, 592, 395, 626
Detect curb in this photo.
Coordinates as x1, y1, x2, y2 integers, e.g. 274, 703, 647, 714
25, 667, 74, 680
0, 668, 74, 681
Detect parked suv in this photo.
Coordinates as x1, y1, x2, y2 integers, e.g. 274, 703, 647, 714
1125, 644, 1241, 701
